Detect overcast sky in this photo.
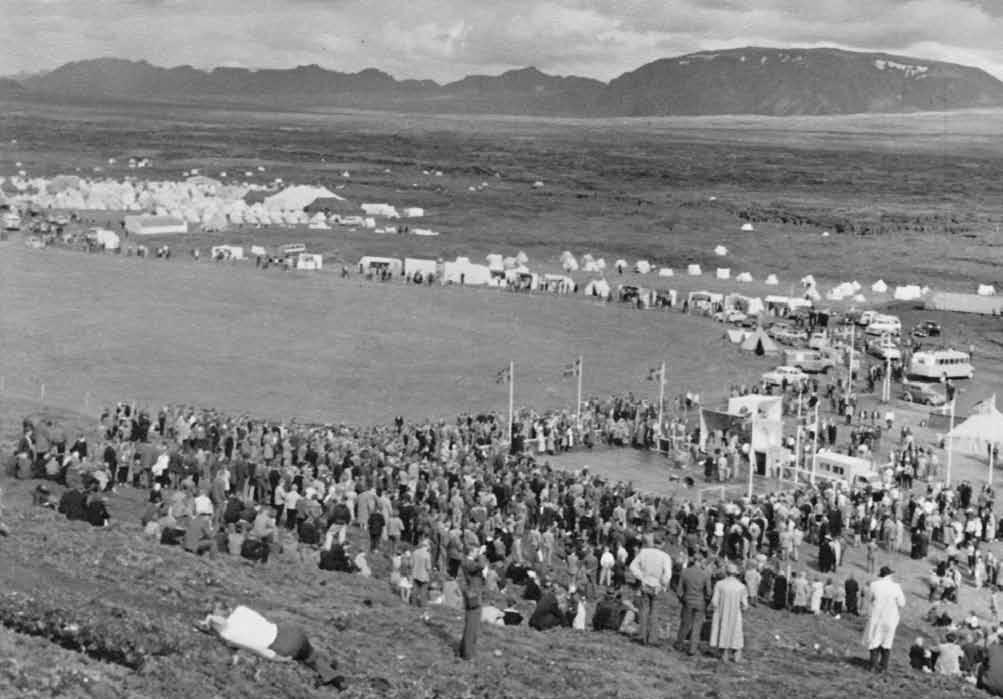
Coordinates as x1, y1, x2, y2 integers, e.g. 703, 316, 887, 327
3, 0, 1003, 81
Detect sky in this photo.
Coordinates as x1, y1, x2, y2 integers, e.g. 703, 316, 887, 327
2, 0, 1003, 82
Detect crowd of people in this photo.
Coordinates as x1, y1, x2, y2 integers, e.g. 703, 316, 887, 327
9, 382, 1003, 695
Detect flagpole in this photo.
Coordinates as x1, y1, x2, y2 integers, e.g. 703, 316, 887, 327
748, 408, 756, 499
507, 360, 515, 445
946, 397, 955, 486
810, 401, 819, 486
793, 390, 802, 485
658, 361, 666, 435
576, 355, 583, 429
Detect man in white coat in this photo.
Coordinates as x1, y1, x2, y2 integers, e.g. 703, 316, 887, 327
863, 566, 906, 673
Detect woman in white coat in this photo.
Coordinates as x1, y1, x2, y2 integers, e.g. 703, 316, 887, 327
863, 566, 906, 673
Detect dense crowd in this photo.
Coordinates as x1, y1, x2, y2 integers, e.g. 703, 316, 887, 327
11, 384, 1003, 694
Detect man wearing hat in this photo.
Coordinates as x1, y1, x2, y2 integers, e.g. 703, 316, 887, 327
628, 532, 673, 646
863, 566, 906, 673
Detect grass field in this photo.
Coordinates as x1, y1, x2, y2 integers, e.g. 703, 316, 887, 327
0, 241, 760, 425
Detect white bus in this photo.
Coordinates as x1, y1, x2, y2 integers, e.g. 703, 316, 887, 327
908, 349, 974, 380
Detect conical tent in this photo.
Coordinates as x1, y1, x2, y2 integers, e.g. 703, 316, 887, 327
947, 406, 1003, 456
740, 327, 780, 356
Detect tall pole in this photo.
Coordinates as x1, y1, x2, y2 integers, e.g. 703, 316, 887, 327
507, 361, 515, 444
882, 354, 891, 403
810, 402, 820, 486
748, 408, 756, 499
847, 323, 855, 393
946, 397, 956, 485
657, 361, 666, 436
576, 355, 583, 429
793, 390, 803, 485
990, 444, 995, 488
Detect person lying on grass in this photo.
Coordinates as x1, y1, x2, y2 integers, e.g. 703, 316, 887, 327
197, 601, 344, 689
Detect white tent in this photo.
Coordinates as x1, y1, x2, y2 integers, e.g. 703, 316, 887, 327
764, 274, 779, 286
404, 257, 437, 278
871, 280, 888, 293
250, 245, 267, 257
635, 260, 651, 274
563, 256, 580, 272
687, 264, 702, 276
583, 278, 611, 299
614, 259, 628, 272
893, 285, 922, 301
947, 405, 1003, 457
716, 268, 731, 280
658, 267, 674, 277
714, 245, 728, 256
978, 284, 997, 296
486, 254, 504, 270
515, 251, 529, 265
361, 203, 400, 218
296, 253, 323, 270
736, 272, 753, 283
740, 223, 755, 232
403, 207, 425, 218
853, 294, 867, 303
264, 185, 341, 212
91, 228, 120, 250
583, 260, 602, 273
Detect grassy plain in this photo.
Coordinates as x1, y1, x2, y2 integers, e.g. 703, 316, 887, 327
2, 99, 1002, 291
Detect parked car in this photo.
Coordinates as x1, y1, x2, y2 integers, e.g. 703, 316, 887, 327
912, 320, 942, 338
768, 324, 807, 345
762, 365, 808, 387
867, 336, 902, 360
714, 309, 747, 324
784, 349, 837, 374
900, 381, 947, 406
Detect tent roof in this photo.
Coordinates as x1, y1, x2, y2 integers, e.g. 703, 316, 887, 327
740, 327, 780, 354
947, 407, 1003, 449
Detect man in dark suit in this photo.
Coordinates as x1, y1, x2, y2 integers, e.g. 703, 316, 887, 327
676, 554, 712, 655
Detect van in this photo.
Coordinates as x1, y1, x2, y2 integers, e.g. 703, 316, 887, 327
812, 450, 881, 487
783, 349, 836, 374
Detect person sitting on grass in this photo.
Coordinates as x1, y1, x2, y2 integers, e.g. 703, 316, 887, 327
57, 483, 88, 522
198, 601, 344, 690
184, 503, 217, 557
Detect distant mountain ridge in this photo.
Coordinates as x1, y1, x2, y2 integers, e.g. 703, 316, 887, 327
13, 47, 1003, 117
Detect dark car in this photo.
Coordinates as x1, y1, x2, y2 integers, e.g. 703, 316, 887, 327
912, 320, 942, 338
901, 381, 947, 406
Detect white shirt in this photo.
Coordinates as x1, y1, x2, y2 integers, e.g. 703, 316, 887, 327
215, 606, 277, 654
629, 547, 673, 592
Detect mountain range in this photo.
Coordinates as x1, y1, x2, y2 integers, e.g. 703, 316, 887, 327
8, 47, 1003, 117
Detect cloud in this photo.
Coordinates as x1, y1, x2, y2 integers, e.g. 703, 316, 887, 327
1, 0, 1001, 81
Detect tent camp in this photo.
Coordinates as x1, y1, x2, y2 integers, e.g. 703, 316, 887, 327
687, 264, 702, 276
658, 267, 674, 277
716, 268, 731, 280
443, 261, 492, 286
871, 280, 888, 294
946, 405, 1003, 457
739, 327, 780, 356
764, 274, 779, 286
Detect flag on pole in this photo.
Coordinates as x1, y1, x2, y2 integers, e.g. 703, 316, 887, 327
495, 366, 511, 384
562, 358, 582, 378
646, 366, 664, 382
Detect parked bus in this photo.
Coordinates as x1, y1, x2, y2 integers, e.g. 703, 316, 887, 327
908, 349, 974, 380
